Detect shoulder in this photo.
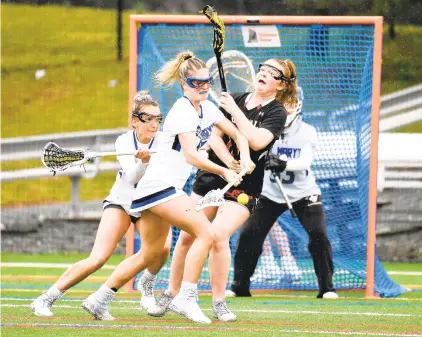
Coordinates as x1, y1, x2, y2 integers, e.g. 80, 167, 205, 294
300, 122, 318, 142
201, 99, 219, 111
171, 97, 196, 113
231, 92, 249, 103
267, 100, 287, 115
115, 130, 133, 144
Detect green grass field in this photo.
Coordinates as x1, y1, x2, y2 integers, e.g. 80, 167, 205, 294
1, 253, 422, 337
2, 3, 422, 207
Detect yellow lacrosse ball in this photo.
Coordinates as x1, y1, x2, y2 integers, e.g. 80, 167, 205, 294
237, 193, 249, 205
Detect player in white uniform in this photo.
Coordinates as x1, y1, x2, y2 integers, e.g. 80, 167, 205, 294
229, 87, 338, 299
82, 51, 255, 324
30, 91, 168, 317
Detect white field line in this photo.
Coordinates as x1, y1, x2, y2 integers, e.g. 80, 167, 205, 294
1, 302, 421, 318
2, 323, 422, 337
1, 262, 422, 276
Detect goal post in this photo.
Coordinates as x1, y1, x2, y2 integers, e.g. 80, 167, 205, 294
125, 14, 407, 298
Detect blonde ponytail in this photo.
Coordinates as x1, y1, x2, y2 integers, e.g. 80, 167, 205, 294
155, 50, 207, 88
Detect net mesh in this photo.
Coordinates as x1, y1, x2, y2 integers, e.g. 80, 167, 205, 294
41, 142, 86, 172
132, 22, 407, 297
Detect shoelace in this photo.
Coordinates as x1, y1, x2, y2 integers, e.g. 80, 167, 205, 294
184, 288, 198, 303
41, 293, 55, 307
157, 292, 173, 308
141, 278, 155, 297
214, 301, 231, 316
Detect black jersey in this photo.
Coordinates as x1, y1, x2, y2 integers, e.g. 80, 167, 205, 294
195, 92, 287, 196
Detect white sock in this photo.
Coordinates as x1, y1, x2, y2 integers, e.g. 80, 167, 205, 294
97, 284, 116, 302
143, 269, 157, 281
181, 281, 197, 294
46, 285, 64, 300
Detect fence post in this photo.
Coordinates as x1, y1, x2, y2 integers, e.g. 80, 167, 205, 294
70, 176, 81, 217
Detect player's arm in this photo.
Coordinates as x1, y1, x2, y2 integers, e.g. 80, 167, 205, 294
266, 144, 314, 173
214, 118, 255, 173
115, 136, 149, 185
178, 132, 238, 183
219, 92, 277, 151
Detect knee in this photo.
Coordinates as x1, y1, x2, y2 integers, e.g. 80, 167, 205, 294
212, 229, 230, 250
87, 255, 108, 270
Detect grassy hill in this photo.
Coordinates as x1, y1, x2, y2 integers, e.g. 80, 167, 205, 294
2, 4, 422, 206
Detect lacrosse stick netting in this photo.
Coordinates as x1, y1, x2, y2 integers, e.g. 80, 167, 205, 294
206, 50, 256, 104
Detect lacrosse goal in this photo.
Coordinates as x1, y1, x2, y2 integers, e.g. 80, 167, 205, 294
125, 14, 407, 298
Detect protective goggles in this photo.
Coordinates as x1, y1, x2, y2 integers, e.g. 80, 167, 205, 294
258, 63, 294, 83
185, 76, 214, 89
132, 112, 163, 124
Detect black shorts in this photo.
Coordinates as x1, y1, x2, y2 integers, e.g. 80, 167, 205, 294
192, 172, 259, 214
103, 202, 138, 224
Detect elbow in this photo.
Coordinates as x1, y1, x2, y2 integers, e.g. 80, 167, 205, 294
184, 151, 198, 166
249, 139, 265, 152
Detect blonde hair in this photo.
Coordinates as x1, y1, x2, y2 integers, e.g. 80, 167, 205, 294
155, 51, 207, 87
132, 90, 159, 113
268, 59, 298, 106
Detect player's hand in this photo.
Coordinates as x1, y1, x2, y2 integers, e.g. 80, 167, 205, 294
222, 168, 242, 187
226, 157, 242, 173
219, 92, 241, 116
265, 154, 287, 173
241, 158, 256, 174
135, 149, 151, 164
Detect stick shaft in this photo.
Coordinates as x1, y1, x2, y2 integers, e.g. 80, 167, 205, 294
221, 169, 248, 194
275, 176, 297, 218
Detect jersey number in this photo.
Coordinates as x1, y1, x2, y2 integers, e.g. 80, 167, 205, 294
270, 171, 295, 184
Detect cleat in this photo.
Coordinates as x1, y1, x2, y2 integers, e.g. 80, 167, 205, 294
322, 291, 339, 299
170, 288, 211, 324
147, 291, 174, 317
213, 300, 237, 322
30, 293, 55, 317
138, 274, 156, 311
82, 293, 115, 320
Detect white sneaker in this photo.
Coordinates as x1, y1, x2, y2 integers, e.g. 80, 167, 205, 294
213, 300, 237, 322
138, 274, 156, 311
82, 292, 115, 320
147, 291, 174, 317
224, 290, 237, 297
30, 293, 55, 317
322, 291, 339, 299
170, 288, 211, 324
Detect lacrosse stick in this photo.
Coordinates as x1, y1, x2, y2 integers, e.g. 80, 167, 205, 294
274, 175, 297, 218
195, 168, 247, 211
41, 142, 155, 174
206, 50, 255, 104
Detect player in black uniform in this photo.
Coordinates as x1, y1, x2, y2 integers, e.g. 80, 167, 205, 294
149, 58, 298, 322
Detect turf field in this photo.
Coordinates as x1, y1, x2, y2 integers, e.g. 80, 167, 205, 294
1, 253, 421, 336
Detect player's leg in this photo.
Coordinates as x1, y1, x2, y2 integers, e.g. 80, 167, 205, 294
295, 195, 337, 299
229, 196, 286, 296
148, 194, 219, 324
82, 209, 170, 320
148, 193, 217, 318
269, 224, 301, 281
139, 226, 173, 310
30, 207, 131, 317
208, 201, 250, 321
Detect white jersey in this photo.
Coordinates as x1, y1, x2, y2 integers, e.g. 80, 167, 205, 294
261, 121, 321, 203
104, 130, 158, 212
129, 97, 225, 216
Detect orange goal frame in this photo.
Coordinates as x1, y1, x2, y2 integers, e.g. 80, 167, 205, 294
125, 14, 383, 298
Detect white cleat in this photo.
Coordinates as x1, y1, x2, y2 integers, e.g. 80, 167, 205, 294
138, 274, 157, 311
169, 289, 211, 324
322, 291, 339, 299
30, 293, 55, 317
82, 293, 115, 320
213, 300, 237, 322
147, 291, 174, 317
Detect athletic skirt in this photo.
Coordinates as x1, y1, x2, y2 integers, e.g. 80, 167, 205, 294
129, 180, 185, 220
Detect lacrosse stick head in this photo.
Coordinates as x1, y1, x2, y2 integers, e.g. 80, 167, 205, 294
195, 188, 225, 211
41, 142, 89, 173
201, 5, 225, 55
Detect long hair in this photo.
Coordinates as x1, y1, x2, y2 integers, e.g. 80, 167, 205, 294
269, 58, 298, 106
155, 51, 207, 88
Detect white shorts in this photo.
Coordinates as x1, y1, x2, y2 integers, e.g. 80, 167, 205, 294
129, 180, 185, 220
102, 200, 131, 214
